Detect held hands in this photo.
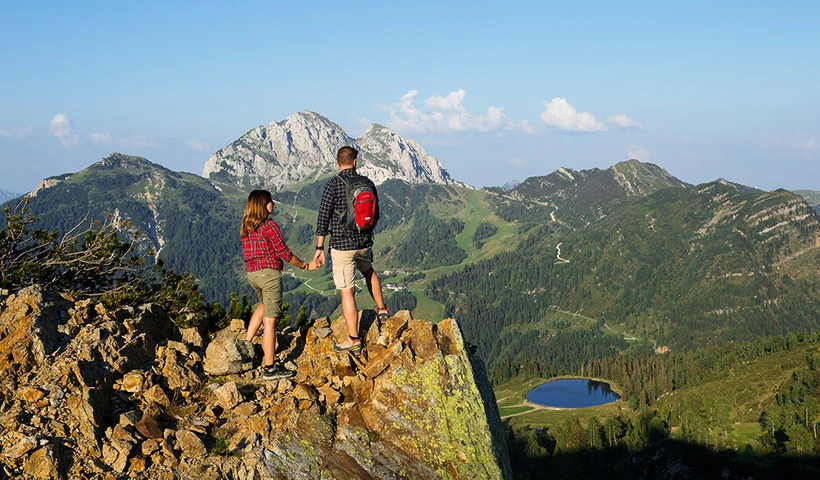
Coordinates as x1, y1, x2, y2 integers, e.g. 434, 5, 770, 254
313, 249, 326, 267
306, 259, 321, 271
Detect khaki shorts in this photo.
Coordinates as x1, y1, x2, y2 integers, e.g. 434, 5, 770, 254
247, 269, 283, 319
331, 248, 373, 290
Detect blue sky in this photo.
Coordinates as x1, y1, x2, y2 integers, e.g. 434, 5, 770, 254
1, 1, 818, 193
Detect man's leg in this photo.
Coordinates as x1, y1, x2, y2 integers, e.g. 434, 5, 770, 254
332, 249, 362, 351
357, 248, 387, 315
339, 286, 359, 339
363, 268, 386, 310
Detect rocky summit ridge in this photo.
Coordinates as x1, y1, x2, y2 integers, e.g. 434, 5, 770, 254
202, 111, 466, 191
0, 286, 510, 479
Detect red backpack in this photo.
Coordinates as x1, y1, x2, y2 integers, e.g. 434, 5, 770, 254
338, 174, 378, 232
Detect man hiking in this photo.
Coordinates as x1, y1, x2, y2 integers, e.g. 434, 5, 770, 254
314, 146, 389, 353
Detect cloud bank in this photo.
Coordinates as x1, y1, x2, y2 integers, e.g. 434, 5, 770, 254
388, 89, 533, 134
49, 114, 79, 148
607, 114, 643, 129
626, 144, 650, 161
540, 98, 607, 132
0, 126, 33, 138
188, 139, 210, 152
91, 132, 156, 149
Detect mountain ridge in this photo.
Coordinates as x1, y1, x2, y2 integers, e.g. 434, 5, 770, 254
202, 111, 466, 193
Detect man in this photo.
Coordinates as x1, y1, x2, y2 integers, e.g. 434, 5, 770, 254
314, 146, 389, 353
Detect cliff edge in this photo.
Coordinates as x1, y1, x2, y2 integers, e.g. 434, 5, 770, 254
0, 286, 511, 479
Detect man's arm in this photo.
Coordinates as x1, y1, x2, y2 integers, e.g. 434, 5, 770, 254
314, 234, 326, 265
314, 180, 334, 265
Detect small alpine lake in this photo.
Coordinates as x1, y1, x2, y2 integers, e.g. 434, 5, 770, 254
526, 378, 621, 409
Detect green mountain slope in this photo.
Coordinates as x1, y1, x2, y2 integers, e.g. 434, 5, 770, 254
486, 160, 690, 227
431, 179, 820, 380
13, 154, 820, 387
18, 154, 245, 303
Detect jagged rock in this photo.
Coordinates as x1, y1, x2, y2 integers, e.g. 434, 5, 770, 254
317, 384, 342, 405
121, 370, 146, 393
175, 430, 206, 458
161, 348, 201, 392
135, 413, 163, 439
0, 288, 511, 479
18, 386, 45, 403
22, 444, 61, 479
213, 382, 243, 410
4, 436, 37, 461
232, 402, 258, 416
203, 329, 253, 375
141, 439, 160, 456
119, 410, 140, 428
180, 327, 204, 349
202, 111, 466, 192
292, 383, 319, 402
143, 385, 171, 407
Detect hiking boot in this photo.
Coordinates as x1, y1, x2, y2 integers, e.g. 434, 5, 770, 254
262, 364, 295, 380
377, 307, 389, 321
334, 338, 362, 354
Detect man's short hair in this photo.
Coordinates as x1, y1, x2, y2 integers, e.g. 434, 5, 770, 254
337, 146, 358, 166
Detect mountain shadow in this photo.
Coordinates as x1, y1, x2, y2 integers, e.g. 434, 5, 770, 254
506, 430, 820, 480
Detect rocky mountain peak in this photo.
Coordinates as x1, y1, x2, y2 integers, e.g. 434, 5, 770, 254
0, 286, 510, 479
607, 159, 689, 197
202, 112, 465, 192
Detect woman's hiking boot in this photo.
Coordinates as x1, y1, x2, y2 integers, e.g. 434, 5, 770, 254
377, 306, 389, 321
262, 364, 295, 380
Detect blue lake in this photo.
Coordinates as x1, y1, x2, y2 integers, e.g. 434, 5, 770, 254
526, 379, 620, 408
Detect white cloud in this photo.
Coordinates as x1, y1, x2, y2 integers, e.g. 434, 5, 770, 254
540, 98, 607, 132
91, 132, 112, 144
387, 89, 532, 134
91, 131, 155, 149
607, 114, 643, 129
188, 139, 210, 152
508, 157, 524, 167
49, 114, 79, 148
519, 120, 536, 134
625, 144, 650, 161
766, 133, 820, 150
0, 126, 33, 138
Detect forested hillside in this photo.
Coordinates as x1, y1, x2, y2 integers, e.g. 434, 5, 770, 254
432, 180, 820, 381
17, 154, 244, 304
13, 154, 820, 393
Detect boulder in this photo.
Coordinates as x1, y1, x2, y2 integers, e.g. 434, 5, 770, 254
175, 430, 207, 458
203, 329, 254, 375
213, 382, 243, 410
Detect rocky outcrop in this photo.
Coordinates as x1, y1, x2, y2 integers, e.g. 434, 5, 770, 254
0, 286, 510, 479
202, 111, 466, 191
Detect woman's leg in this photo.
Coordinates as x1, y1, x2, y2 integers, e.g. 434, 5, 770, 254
245, 303, 265, 341
261, 316, 276, 366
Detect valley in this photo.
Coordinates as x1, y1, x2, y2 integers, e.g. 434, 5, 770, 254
5, 111, 820, 478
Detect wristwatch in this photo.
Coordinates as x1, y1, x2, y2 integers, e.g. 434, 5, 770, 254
316, 246, 324, 250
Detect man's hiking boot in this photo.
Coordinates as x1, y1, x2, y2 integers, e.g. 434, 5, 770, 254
262, 364, 295, 380
334, 338, 362, 354
377, 307, 389, 321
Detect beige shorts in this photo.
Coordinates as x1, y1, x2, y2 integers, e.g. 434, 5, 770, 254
247, 269, 283, 319
331, 248, 373, 290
